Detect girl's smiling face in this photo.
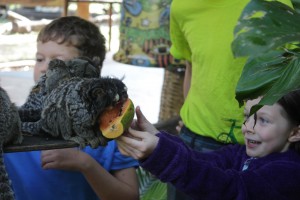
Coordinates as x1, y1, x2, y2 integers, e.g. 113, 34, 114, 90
242, 98, 295, 158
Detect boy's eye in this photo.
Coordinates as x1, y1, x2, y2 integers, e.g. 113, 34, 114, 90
36, 58, 43, 62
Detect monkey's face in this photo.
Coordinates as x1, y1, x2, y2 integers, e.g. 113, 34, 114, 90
45, 59, 69, 93
86, 78, 128, 112
113, 79, 128, 104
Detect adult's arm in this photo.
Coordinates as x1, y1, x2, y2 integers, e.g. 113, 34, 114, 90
183, 61, 191, 99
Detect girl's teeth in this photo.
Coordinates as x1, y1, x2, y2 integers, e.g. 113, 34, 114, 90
249, 140, 259, 144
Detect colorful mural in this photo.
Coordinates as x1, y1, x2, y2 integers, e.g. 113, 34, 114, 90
113, 0, 184, 68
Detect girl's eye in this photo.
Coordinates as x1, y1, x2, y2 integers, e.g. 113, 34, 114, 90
243, 113, 250, 125
259, 117, 269, 124
243, 112, 249, 121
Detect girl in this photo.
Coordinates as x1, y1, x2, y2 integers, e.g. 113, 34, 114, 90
116, 90, 300, 200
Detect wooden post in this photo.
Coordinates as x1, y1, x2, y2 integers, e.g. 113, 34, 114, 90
77, 2, 90, 20
63, 0, 68, 16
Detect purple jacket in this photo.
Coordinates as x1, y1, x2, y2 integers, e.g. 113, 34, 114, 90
140, 132, 300, 200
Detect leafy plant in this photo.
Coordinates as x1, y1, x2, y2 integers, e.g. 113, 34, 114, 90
137, 167, 167, 200
292, 0, 300, 12
232, 0, 300, 113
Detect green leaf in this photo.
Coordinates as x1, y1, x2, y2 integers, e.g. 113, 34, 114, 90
235, 49, 287, 105
137, 167, 167, 200
232, 0, 300, 108
259, 54, 300, 105
248, 51, 300, 116
232, 0, 300, 57
235, 49, 300, 106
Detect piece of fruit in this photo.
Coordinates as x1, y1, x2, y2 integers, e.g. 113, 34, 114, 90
99, 98, 135, 139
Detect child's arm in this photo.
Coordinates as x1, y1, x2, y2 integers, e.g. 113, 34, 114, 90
41, 148, 139, 200
116, 106, 160, 160
116, 106, 248, 199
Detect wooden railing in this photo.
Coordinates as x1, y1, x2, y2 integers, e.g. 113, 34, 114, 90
0, 0, 64, 7
3, 116, 179, 153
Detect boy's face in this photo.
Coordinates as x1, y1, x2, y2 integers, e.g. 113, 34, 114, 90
34, 41, 79, 82
242, 98, 295, 158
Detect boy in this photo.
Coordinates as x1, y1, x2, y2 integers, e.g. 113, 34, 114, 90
4, 16, 139, 200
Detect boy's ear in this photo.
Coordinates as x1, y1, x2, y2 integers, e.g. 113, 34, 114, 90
289, 125, 300, 142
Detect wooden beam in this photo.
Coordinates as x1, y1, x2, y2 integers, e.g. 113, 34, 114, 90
77, 2, 89, 20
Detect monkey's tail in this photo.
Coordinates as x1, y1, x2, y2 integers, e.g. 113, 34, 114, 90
0, 147, 15, 200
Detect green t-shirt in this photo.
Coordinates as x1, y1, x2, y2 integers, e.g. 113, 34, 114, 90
170, 0, 293, 144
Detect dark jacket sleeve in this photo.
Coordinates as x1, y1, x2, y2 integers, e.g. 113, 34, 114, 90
140, 132, 300, 200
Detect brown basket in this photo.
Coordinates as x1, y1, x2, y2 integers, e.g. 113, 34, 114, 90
158, 67, 185, 122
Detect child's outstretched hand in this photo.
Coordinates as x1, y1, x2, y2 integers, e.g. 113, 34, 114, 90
130, 106, 158, 134
116, 106, 159, 160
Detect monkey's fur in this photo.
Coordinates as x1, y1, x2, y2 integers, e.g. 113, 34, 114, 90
18, 57, 100, 124
21, 58, 128, 148
0, 87, 23, 200
41, 77, 128, 147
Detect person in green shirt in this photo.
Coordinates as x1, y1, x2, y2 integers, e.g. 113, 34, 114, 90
169, 0, 293, 199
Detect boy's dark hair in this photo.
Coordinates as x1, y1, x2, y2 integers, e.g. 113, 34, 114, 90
37, 16, 106, 72
278, 89, 300, 153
